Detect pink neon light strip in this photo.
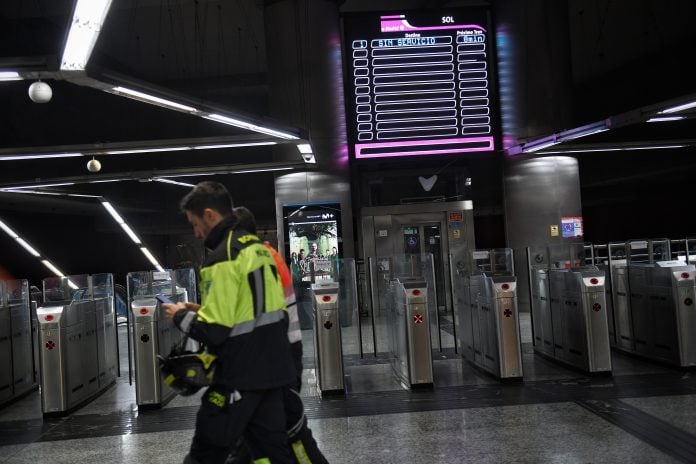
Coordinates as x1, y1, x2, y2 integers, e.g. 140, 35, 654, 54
355, 136, 494, 159
380, 16, 486, 33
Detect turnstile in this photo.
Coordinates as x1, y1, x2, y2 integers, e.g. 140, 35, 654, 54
551, 268, 611, 373
389, 278, 433, 388
612, 261, 696, 366
36, 274, 117, 415
0, 279, 38, 406
127, 269, 196, 408
454, 249, 523, 380
311, 281, 344, 395
528, 245, 612, 374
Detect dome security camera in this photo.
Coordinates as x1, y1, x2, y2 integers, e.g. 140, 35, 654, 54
87, 158, 102, 173
28, 81, 52, 103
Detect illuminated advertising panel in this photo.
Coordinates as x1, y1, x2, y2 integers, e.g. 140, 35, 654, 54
283, 203, 342, 282
342, 9, 497, 160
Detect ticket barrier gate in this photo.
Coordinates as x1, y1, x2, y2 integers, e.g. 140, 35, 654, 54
453, 249, 522, 380
0, 280, 38, 407
388, 278, 433, 388
544, 268, 612, 373
457, 274, 523, 380
36, 274, 117, 415
311, 281, 344, 395
127, 269, 197, 408
611, 261, 696, 366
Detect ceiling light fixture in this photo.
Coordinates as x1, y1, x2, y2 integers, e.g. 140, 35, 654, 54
0, 71, 22, 81
204, 114, 300, 140
647, 116, 685, 123
60, 0, 114, 70
104, 146, 191, 155
101, 201, 142, 244
42, 260, 67, 278
0, 218, 41, 257
296, 144, 313, 154
111, 86, 198, 113
100, 200, 164, 272
0, 153, 82, 161
140, 247, 164, 272
192, 142, 277, 150
153, 178, 196, 188
660, 101, 696, 114
522, 140, 558, 153
537, 144, 685, 154
11, 182, 76, 189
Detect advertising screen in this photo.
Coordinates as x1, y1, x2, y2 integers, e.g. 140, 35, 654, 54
342, 8, 496, 160
283, 203, 342, 282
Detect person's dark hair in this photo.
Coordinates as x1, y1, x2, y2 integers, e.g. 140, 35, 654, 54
180, 181, 234, 217
232, 206, 257, 234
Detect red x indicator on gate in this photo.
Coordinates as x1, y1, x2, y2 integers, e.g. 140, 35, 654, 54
504, 309, 512, 317
413, 314, 424, 324
593, 303, 602, 312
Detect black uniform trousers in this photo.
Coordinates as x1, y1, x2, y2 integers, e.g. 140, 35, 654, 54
226, 386, 328, 464
184, 386, 294, 464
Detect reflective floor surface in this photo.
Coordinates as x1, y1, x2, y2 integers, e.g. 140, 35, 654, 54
2, 313, 696, 463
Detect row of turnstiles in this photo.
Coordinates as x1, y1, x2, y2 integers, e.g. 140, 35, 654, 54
0, 269, 197, 415
3, 238, 695, 412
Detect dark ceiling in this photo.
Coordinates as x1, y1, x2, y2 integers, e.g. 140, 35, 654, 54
1, 0, 696, 282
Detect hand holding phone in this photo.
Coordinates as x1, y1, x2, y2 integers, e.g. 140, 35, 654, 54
156, 294, 174, 305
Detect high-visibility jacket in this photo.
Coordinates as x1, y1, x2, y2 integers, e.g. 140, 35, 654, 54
264, 242, 303, 377
174, 218, 295, 390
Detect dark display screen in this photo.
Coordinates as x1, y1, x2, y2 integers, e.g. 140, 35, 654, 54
342, 9, 496, 160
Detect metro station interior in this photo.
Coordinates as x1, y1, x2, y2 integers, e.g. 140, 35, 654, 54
2, 1, 696, 463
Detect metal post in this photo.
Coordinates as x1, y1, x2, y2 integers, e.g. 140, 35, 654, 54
367, 257, 378, 357
447, 253, 458, 354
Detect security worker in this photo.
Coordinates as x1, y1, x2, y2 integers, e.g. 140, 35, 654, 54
231, 207, 328, 464
164, 181, 295, 464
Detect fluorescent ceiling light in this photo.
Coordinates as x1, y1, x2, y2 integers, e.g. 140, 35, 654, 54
296, 144, 313, 154
67, 193, 102, 198
539, 145, 685, 154
0, 219, 19, 240
11, 182, 75, 189
42, 260, 65, 277
15, 238, 41, 257
90, 179, 121, 183
0, 71, 22, 81
60, 0, 113, 70
2, 189, 63, 196
140, 247, 164, 272
523, 141, 558, 153
192, 142, 277, 150
647, 116, 685, 122
154, 178, 196, 188
561, 128, 608, 141
0, 152, 83, 161
101, 201, 141, 244
111, 86, 198, 113
205, 114, 299, 140
232, 167, 295, 174
661, 101, 696, 114
105, 146, 191, 155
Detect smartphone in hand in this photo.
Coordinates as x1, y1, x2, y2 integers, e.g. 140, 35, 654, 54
155, 294, 174, 305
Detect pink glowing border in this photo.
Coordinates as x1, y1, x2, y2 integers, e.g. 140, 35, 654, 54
355, 136, 494, 159
380, 15, 487, 33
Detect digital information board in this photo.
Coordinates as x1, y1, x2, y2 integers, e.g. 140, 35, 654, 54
343, 9, 496, 160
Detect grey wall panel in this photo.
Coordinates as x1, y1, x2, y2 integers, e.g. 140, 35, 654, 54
504, 156, 583, 311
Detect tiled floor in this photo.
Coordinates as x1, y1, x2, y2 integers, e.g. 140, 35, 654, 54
2, 313, 696, 463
